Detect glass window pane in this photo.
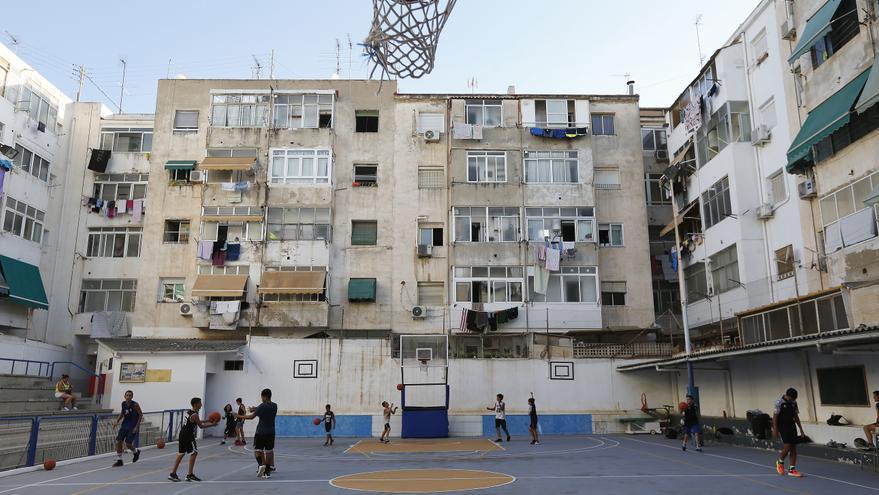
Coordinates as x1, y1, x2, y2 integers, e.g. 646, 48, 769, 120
835, 188, 855, 218
580, 276, 597, 302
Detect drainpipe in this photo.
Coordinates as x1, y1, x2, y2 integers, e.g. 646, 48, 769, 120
668, 178, 696, 400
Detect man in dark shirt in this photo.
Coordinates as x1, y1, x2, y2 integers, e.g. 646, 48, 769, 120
168, 397, 219, 482
680, 394, 702, 452
112, 390, 142, 467
864, 390, 879, 448
773, 387, 805, 477
238, 388, 277, 479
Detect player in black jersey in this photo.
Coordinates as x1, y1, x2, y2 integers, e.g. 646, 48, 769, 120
168, 397, 219, 482
321, 404, 336, 446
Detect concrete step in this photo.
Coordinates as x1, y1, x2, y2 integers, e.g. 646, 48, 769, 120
0, 387, 64, 401
0, 375, 53, 388
0, 400, 101, 415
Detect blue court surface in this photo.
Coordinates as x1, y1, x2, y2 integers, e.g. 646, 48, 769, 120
0, 435, 876, 494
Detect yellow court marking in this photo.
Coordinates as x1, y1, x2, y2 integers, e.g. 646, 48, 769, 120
330, 469, 515, 493
346, 438, 503, 454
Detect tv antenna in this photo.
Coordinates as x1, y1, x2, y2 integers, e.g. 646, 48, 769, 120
333, 38, 341, 79
612, 73, 632, 91
252, 55, 263, 80
467, 76, 478, 94
4, 31, 19, 52
347, 34, 353, 79
118, 57, 127, 113
695, 15, 705, 66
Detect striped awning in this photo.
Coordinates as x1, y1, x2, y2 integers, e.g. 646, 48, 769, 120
200, 157, 255, 171
191, 275, 248, 298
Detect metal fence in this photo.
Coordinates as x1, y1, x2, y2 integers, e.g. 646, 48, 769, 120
0, 410, 186, 471
573, 342, 675, 359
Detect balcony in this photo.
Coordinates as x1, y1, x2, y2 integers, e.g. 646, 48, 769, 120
258, 301, 329, 328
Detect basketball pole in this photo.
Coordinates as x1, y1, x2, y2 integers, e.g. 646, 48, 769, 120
668, 178, 697, 402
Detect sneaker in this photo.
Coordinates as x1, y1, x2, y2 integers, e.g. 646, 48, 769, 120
682, 444, 687, 451
788, 467, 803, 478
73, 407, 78, 410
132, 450, 140, 463
323, 441, 328, 446
256, 465, 266, 478
534, 441, 540, 445
695, 447, 702, 452
494, 438, 503, 443
530, 440, 535, 445
506, 435, 511, 442
112, 459, 123, 467
330, 438, 334, 445
168, 473, 180, 482
185, 474, 201, 482
220, 440, 226, 445
63, 407, 70, 411
262, 472, 271, 479
776, 460, 785, 475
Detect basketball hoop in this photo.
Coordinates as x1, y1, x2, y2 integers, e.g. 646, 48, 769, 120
364, 0, 457, 80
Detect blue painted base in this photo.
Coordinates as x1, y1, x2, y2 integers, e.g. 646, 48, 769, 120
482, 414, 592, 436
274, 415, 372, 437
402, 408, 449, 438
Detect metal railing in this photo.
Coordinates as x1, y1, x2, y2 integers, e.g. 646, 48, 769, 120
0, 409, 186, 471
0, 358, 51, 377
573, 342, 675, 359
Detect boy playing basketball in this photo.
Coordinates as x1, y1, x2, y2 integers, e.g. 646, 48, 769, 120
168, 397, 219, 482
237, 388, 278, 479
221, 404, 236, 445
773, 387, 805, 477
235, 398, 247, 445
321, 404, 336, 446
487, 393, 510, 442
528, 396, 539, 445
380, 401, 397, 443
681, 394, 702, 452
112, 390, 142, 467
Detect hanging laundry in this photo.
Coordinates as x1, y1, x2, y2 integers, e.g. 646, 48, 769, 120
506, 307, 518, 320
225, 243, 241, 261
670, 247, 679, 272
536, 245, 546, 262
466, 310, 482, 332
87, 149, 111, 172
233, 181, 250, 192
496, 309, 509, 325
107, 201, 116, 218
117, 200, 127, 214
126, 199, 134, 212
470, 124, 483, 139
474, 311, 489, 331
545, 247, 561, 271
132, 199, 143, 223
221, 182, 236, 191
533, 266, 550, 294
488, 313, 498, 331
197, 240, 214, 261
459, 308, 469, 333
212, 250, 226, 266
452, 121, 474, 139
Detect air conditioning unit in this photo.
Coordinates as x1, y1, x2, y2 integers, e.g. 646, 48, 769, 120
751, 125, 771, 145
188, 170, 205, 182
179, 303, 194, 316
411, 306, 427, 319
416, 244, 433, 257
781, 16, 796, 40
423, 129, 440, 142
757, 203, 775, 220
654, 149, 669, 161
798, 180, 817, 199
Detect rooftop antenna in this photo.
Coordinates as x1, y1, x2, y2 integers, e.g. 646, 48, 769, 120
612, 73, 632, 92
467, 76, 478, 94
166, 58, 172, 79
332, 38, 341, 79
695, 15, 705, 66
347, 34, 353, 79
269, 49, 275, 79
252, 55, 263, 80
4, 31, 19, 52
118, 56, 127, 114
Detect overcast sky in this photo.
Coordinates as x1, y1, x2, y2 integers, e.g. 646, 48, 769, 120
2, 0, 760, 112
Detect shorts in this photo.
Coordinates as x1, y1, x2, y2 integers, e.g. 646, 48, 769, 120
178, 436, 197, 454
682, 424, 702, 435
236, 419, 245, 427
495, 418, 507, 429
779, 425, 798, 445
224, 424, 237, 437
254, 433, 275, 451
384, 423, 391, 430
116, 427, 137, 444
530, 417, 538, 429
325, 422, 332, 433
54, 392, 67, 399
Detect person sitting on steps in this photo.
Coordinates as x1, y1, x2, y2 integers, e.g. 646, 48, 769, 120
55, 374, 77, 411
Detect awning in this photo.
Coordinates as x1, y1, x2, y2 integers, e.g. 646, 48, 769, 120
855, 58, 879, 114
0, 256, 49, 310
786, 68, 871, 171
199, 157, 255, 171
165, 160, 197, 170
258, 271, 326, 295
348, 278, 376, 302
201, 215, 264, 223
787, 0, 842, 64
191, 275, 248, 298
670, 140, 694, 168
659, 200, 699, 237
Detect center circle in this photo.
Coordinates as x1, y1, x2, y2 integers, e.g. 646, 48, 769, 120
330, 468, 516, 493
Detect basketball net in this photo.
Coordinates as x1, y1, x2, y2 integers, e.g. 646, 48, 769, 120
364, 0, 457, 80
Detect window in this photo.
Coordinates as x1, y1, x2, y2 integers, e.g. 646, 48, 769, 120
528, 266, 598, 303
17, 86, 58, 132
355, 110, 379, 132
598, 223, 623, 247
79, 279, 137, 313
701, 176, 732, 229
419, 226, 443, 246
810, 0, 860, 69
645, 174, 671, 205
353, 164, 378, 186
210, 94, 270, 127
418, 166, 444, 188
594, 168, 620, 190
201, 220, 264, 242
767, 170, 786, 205
266, 207, 330, 241
173, 110, 199, 131
417, 112, 445, 134
169, 168, 193, 184
2, 197, 45, 243
710, 244, 740, 294
759, 98, 777, 130
12, 144, 50, 182
694, 101, 751, 166
467, 151, 506, 183
270, 149, 331, 184
351, 220, 378, 245
641, 128, 667, 151
525, 207, 595, 242
812, 104, 879, 164
465, 99, 502, 127
100, 128, 153, 152
534, 99, 574, 127
163, 220, 190, 243
684, 262, 707, 302
523, 150, 578, 183
92, 173, 149, 202
198, 265, 249, 275
816, 366, 869, 406
453, 207, 519, 242
86, 227, 142, 258
751, 30, 769, 65
417, 282, 445, 306
591, 114, 615, 135
159, 278, 185, 302
273, 93, 333, 129
740, 291, 848, 344
454, 266, 524, 303
224, 360, 244, 371
601, 281, 627, 306
775, 245, 794, 280
818, 171, 879, 252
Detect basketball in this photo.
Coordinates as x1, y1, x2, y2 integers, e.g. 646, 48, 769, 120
313, 417, 321, 426
43, 459, 56, 471
156, 439, 165, 449
208, 411, 222, 423
396, 383, 404, 391
678, 401, 688, 413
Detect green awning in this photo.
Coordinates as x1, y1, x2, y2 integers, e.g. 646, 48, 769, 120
855, 59, 879, 114
0, 256, 48, 310
348, 278, 376, 302
787, 0, 842, 64
786, 68, 871, 172
164, 160, 197, 170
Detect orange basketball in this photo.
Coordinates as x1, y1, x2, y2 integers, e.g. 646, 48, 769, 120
396, 383, 404, 391
156, 439, 166, 449
678, 401, 688, 413
43, 459, 56, 471
313, 418, 321, 426
208, 411, 222, 423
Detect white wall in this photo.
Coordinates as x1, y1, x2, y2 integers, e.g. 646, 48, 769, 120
0, 335, 71, 373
